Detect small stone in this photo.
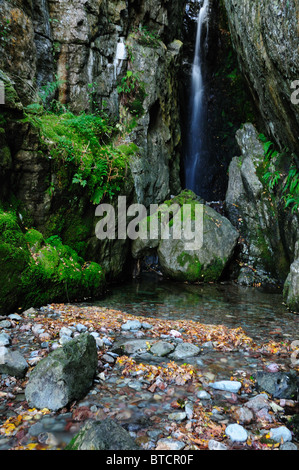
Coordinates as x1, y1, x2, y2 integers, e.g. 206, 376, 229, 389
76, 323, 88, 333
102, 354, 115, 364
269, 426, 292, 443
185, 402, 194, 420
150, 341, 175, 357
232, 406, 253, 424
209, 380, 241, 393
22, 308, 37, 317
168, 412, 186, 421
170, 342, 200, 359
59, 335, 72, 345
59, 326, 73, 337
245, 393, 270, 412
121, 320, 142, 331
0, 333, 11, 347
156, 438, 186, 450
0, 347, 28, 378
197, 390, 211, 400
225, 423, 248, 442
8, 314, 22, 321
0, 320, 11, 329
208, 439, 228, 450
141, 322, 153, 330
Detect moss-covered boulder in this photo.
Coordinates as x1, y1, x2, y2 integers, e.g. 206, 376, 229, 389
131, 190, 239, 282
157, 203, 239, 282
0, 209, 105, 314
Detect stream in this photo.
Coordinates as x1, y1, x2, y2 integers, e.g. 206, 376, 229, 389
94, 273, 298, 346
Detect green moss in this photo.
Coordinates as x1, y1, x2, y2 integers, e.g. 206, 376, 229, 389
0, 208, 105, 314
177, 252, 225, 282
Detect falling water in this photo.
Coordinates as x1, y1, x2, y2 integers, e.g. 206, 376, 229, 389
185, 0, 209, 195
113, 37, 127, 80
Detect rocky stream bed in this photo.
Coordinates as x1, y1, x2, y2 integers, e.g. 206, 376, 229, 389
0, 297, 298, 451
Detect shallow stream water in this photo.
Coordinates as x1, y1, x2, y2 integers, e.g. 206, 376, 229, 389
93, 273, 299, 345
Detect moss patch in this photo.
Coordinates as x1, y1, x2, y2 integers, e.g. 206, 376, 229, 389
0, 209, 105, 314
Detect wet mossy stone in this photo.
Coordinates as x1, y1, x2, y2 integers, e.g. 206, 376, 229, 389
66, 418, 140, 450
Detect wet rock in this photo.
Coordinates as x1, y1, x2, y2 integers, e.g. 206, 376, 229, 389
121, 320, 142, 331
168, 411, 186, 421
169, 342, 200, 360
280, 442, 298, 450
0, 320, 11, 329
0, 333, 10, 347
25, 334, 97, 411
66, 418, 140, 450
150, 341, 175, 357
256, 371, 298, 399
244, 393, 270, 412
232, 406, 253, 424
113, 339, 152, 356
0, 346, 28, 378
197, 390, 211, 400
156, 438, 186, 450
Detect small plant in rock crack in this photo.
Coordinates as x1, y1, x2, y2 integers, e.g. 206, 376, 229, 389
117, 70, 147, 117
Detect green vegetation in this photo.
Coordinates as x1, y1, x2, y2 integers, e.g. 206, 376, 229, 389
258, 134, 299, 214
25, 108, 133, 204
177, 252, 225, 283
0, 209, 105, 314
117, 70, 147, 117
0, 18, 11, 45
133, 25, 161, 49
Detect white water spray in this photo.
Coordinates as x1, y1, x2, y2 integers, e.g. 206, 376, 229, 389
185, 0, 209, 194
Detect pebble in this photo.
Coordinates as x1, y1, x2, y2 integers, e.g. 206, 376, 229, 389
197, 390, 211, 400
0, 321, 11, 329
156, 438, 186, 450
0, 333, 10, 347
208, 439, 228, 450
269, 426, 292, 443
225, 423, 248, 442
121, 320, 141, 331
209, 380, 241, 393
168, 412, 186, 421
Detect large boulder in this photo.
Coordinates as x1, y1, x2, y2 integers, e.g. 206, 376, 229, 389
25, 334, 98, 411
157, 203, 238, 282
132, 190, 239, 282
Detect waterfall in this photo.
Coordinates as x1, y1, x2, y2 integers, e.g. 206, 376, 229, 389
185, 0, 209, 195
113, 38, 127, 80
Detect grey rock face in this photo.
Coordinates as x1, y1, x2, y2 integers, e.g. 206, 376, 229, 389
25, 334, 98, 411
225, 123, 291, 286
223, 0, 299, 154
